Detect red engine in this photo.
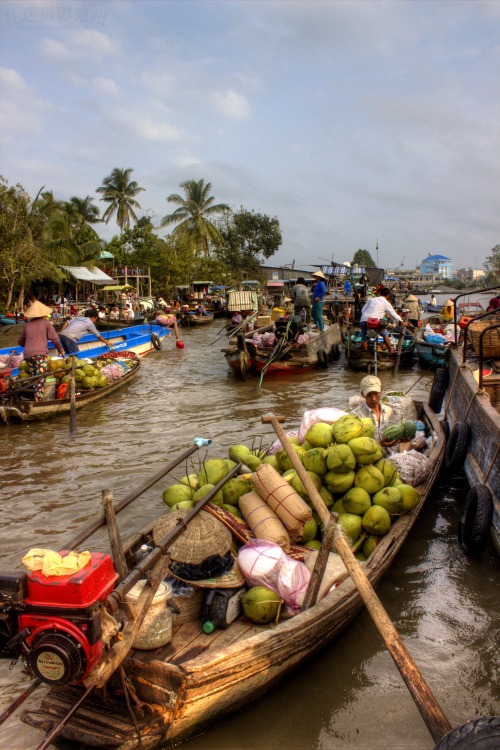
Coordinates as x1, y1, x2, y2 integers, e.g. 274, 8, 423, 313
0, 552, 117, 686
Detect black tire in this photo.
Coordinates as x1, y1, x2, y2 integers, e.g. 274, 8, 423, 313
458, 485, 494, 557
444, 422, 470, 473
441, 419, 450, 441
317, 349, 328, 368
429, 366, 449, 413
434, 716, 500, 749
330, 344, 341, 361
151, 333, 162, 350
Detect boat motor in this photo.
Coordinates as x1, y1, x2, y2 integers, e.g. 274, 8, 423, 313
0, 552, 118, 686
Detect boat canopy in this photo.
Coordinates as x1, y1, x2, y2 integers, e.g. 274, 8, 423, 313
267, 281, 285, 287
61, 266, 115, 285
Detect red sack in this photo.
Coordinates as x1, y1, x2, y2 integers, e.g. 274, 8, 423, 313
57, 382, 69, 399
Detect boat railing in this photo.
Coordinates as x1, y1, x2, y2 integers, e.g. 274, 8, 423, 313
461, 309, 500, 364
452, 284, 500, 344
477, 321, 500, 391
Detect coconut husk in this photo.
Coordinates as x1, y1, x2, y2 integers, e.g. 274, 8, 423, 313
24, 301, 53, 319
153, 509, 232, 564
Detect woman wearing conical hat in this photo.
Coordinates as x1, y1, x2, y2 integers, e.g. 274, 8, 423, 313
405, 294, 420, 327
17, 300, 66, 401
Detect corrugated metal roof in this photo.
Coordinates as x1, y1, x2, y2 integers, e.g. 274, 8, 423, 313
61, 266, 115, 284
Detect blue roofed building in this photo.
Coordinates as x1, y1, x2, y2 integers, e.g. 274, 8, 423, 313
420, 253, 453, 280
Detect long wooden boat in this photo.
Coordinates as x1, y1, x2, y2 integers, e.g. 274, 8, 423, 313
19, 402, 445, 748
0, 315, 17, 326
344, 329, 415, 371
181, 312, 215, 326
0, 355, 141, 424
415, 329, 451, 368
0, 324, 171, 375
224, 323, 342, 378
442, 325, 500, 555
96, 316, 145, 330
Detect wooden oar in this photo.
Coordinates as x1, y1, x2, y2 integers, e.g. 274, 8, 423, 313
69, 354, 77, 435
261, 414, 452, 745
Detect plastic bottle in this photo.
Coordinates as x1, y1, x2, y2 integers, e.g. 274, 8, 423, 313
201, 587, 246, 632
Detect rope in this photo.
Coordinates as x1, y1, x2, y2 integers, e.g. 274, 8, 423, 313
120, 665, 143, 750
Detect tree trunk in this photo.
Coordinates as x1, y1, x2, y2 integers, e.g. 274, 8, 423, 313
5, 277, 15, 310
16, 286, 25, 310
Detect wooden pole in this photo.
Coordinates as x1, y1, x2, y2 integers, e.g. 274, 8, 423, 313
261, 414, 452, 744
69, 354, 77, 435
393, 327, 405, 375
301, 517, 335, 610
102, 489, 127, 582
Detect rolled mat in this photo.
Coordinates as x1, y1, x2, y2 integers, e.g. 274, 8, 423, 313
239, 491, 291, 552
251, 464, 312, 539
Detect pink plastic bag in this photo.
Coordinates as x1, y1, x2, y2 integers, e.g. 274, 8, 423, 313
297, 407, 347, 443
238, 539, 311, 609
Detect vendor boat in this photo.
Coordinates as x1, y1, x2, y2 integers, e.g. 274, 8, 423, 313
344, 328, 415, 371
414, 328, 451, 368
96, 316, 145, 331
181, 311, 215, 326
0, 354, 140, 424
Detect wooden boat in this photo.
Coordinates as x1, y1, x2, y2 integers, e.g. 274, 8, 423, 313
181, 312, 215, 326
0, 324, 171, 375
441, 318, 500, 556
223, 323, 341, 378
414, 329, 451, 368
423, 302, 442, 314
96, 316, 145, 331
344, 329, 415, 371
0, 355, 140, 424
19, 403, 445, 748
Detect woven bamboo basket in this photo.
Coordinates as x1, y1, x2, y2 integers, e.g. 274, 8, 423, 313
469, 320, 500, 358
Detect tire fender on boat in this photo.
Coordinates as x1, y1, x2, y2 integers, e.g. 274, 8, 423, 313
429, 366, 449, 413
433, 716, 500, 749
317, 349, 328, 368
151, 333, 162, 350
458, 485, 493, 557
444, 421, 470, 473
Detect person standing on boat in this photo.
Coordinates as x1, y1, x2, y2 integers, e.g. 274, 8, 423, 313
311, 271, 327, 331
291, 277, 312, 323
59, 309, 111, 354
405, 294, 420, 327
359, 287, 404, 353
18, 300, 66, 401
431, 294, 437, 306
352, 375, 396, 446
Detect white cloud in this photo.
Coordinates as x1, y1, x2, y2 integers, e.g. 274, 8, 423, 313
214, 89, 251, 119
39, 38, 72, 63
69, 28, 120, 58
92, 77, 120, 97
0, 66, 29, 93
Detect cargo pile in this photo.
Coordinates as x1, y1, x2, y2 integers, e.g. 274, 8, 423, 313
13, 355, 137, 391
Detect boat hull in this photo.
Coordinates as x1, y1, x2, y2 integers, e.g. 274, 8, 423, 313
415, 333, 450, 367
344, 331, 415, 371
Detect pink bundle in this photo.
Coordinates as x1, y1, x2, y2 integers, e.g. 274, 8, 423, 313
238, 539, 310, 609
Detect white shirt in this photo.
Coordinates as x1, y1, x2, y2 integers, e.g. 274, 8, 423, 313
360, 296, 403, 324
352, 401, 393, 441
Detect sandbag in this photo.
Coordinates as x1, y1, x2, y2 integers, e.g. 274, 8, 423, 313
383, 394, 418, 423
304, 550, 349, 601
251, 464, 312, 540
239, 491, 291, 552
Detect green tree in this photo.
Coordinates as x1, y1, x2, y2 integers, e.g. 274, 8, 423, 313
161, 178, 230, 256
484, 244, 500, 283
65, 195, 100, 231
216, 208, 281, 282
96, 167, 144, 233
352, 249, 376, 267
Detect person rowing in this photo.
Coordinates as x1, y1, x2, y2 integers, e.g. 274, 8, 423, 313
59, 309, 112, 354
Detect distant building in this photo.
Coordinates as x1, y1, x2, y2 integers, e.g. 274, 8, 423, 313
420, 253, 453, 279
455, 268, 486, 283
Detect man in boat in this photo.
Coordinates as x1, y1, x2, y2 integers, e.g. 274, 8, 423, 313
59, 309, 112, 354
431, 294, 437, 306
311, 271, 327, 331
291, 277, 312, 323
404, 294, 420, 327
195, 302, 207, 316
359, 287, 404, 353
18, 300, 66, 400
351, 375, 397, 446
109, 306, 120, 320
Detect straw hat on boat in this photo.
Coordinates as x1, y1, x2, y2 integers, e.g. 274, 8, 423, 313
153, 509, 232, 564
312, 270, 326, 280
24, 301, 53, 319
405, 294, 418, 301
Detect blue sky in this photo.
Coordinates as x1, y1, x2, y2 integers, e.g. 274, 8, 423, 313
1, 0, 499, 272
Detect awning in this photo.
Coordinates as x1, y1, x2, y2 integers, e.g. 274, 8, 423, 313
98, 250, 115, 260
99, 284, 134, 291
61, 266, 115, 285
267, 281, 285, 287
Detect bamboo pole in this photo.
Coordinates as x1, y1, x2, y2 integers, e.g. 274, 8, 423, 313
261, 414, 452, 744
69, 354, 77, 435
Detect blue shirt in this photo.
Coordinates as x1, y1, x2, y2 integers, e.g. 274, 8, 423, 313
61, 317, 100, 342
312, 280, 326, 301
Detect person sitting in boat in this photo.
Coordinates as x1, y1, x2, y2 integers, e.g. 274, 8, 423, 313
351, 375, 398, 447
59, 309, 112, 354
359, 287, 404, 353
195, 302, 207, 316
231, 311, 243, 326
97, 306, 106, 319
431, 294, 437, 306
69, 304, 78, 316
404, 294, 420, 327
51, 307, 62, 322
487, 294, 500, 312
18, 300, 66, 400
122, 304, 135, 321
109, 306, 120, 320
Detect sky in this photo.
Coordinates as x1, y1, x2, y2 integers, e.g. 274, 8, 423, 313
1, 0, 500, 273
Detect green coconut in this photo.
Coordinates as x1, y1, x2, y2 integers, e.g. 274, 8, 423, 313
262, 455, 279, 470
332, 498, 347, 515
304, 540, 322, 551
355, 552, 367, 561
324, 470, 355, 495
325, 444, 356, 473
162, 483, 193, 507
348, 437, 383, 465
319, 485, 334, 509
360, 417, 375, 438
290, 470, 322, 497
372, 487, 403, 515
192, 483, 224, 506
374, 458, 398, 487
222, 477, 252, 506
243, 454, 262, 471
332, 415, 363, 444
398, 484, 421, 511
180, 474, 200, 490
362, 505, 392, 535
171, 500, 195, 511
304, 422, 334, 448
362, 534, 381, 558
198, 459, 229, 486
354, 465, 385, 495
241, 586, 281, 624
337, 513, 363, 541
302, 517, 318, 543
302, 448, 328, 476
228, 445, 252, 462
225, 459, 237, 471
276, 445, 307, 472
343, 487, 372, 516
221, 503, 243, 519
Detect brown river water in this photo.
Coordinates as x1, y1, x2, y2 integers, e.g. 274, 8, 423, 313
0, 321, 498, 750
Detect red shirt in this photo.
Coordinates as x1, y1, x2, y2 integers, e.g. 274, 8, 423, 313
18, 318, 62, 358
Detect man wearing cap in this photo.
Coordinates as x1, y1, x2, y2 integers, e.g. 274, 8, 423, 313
291, 277, 311, 323
311, 271, 327, 331
359, 286, 404, 353
352, 375, 395, 445
18, 300, 66, 400
59, 309, 112, 354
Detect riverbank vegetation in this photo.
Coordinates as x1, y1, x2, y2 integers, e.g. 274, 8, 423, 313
0, 171, 282, 309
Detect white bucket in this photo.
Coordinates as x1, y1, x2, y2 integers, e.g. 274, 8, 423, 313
125, 580, 173, 650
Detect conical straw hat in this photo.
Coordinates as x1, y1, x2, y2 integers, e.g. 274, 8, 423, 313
24, 301, 53, 319
153, 509, 232, 564
312, 270, 326, 279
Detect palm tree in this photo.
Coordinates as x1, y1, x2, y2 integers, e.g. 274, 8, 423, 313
65, 195, 100, 231
161, 179, 230, 256
96, 168, 144, 233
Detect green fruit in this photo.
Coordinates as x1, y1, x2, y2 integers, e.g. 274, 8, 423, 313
82, 364, 96, 376
390, 475, 403, 487
222, 477, 252, 506
374, 458, 398, 487
382, 424, 405, 442
290, 470, 322, 497
241, 586, 281, 624
355, 552, 367, 561
74, 368, 85, 380
243, 454, 262, 471
348, 437, 383, 465
332, 415, 363, 444
192, 483, 223, 506
372, 487, 402, 515
398, 484, 421, 511
180, 474, 199, 490
362, 505, 391, 535
171, 500, 195, 511
332, 498, 346, 515
338, 513, 363, 541
319, 485, 334, 509
362, 535, 381, 558
262, 455, 279, 470
229, 445, 252, 462
221, 503, 243, 519
82, 376, 95, 389
288, 436, 301, 446
402, 420, 417, 440
304, 540, 322, 550
344, 487, 372, 515
302, 448, 328, 476
305, 422, 334, 448
198, 459, 229, 486
360, 417, 375, 438
225, 459, 237, 471
98, 376, 108, 387
325, 444, 356, 473
301, 440, 312, 451
354, 466, 385, 495
325, 470, 355, 494
163, 484, 193, 507
302, 517, 318, 543
276, 445, 307, 472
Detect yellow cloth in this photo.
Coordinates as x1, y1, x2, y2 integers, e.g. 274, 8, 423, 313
22, 548, 91, 576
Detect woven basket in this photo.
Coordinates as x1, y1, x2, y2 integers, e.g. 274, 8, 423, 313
469, 320, 500, 358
